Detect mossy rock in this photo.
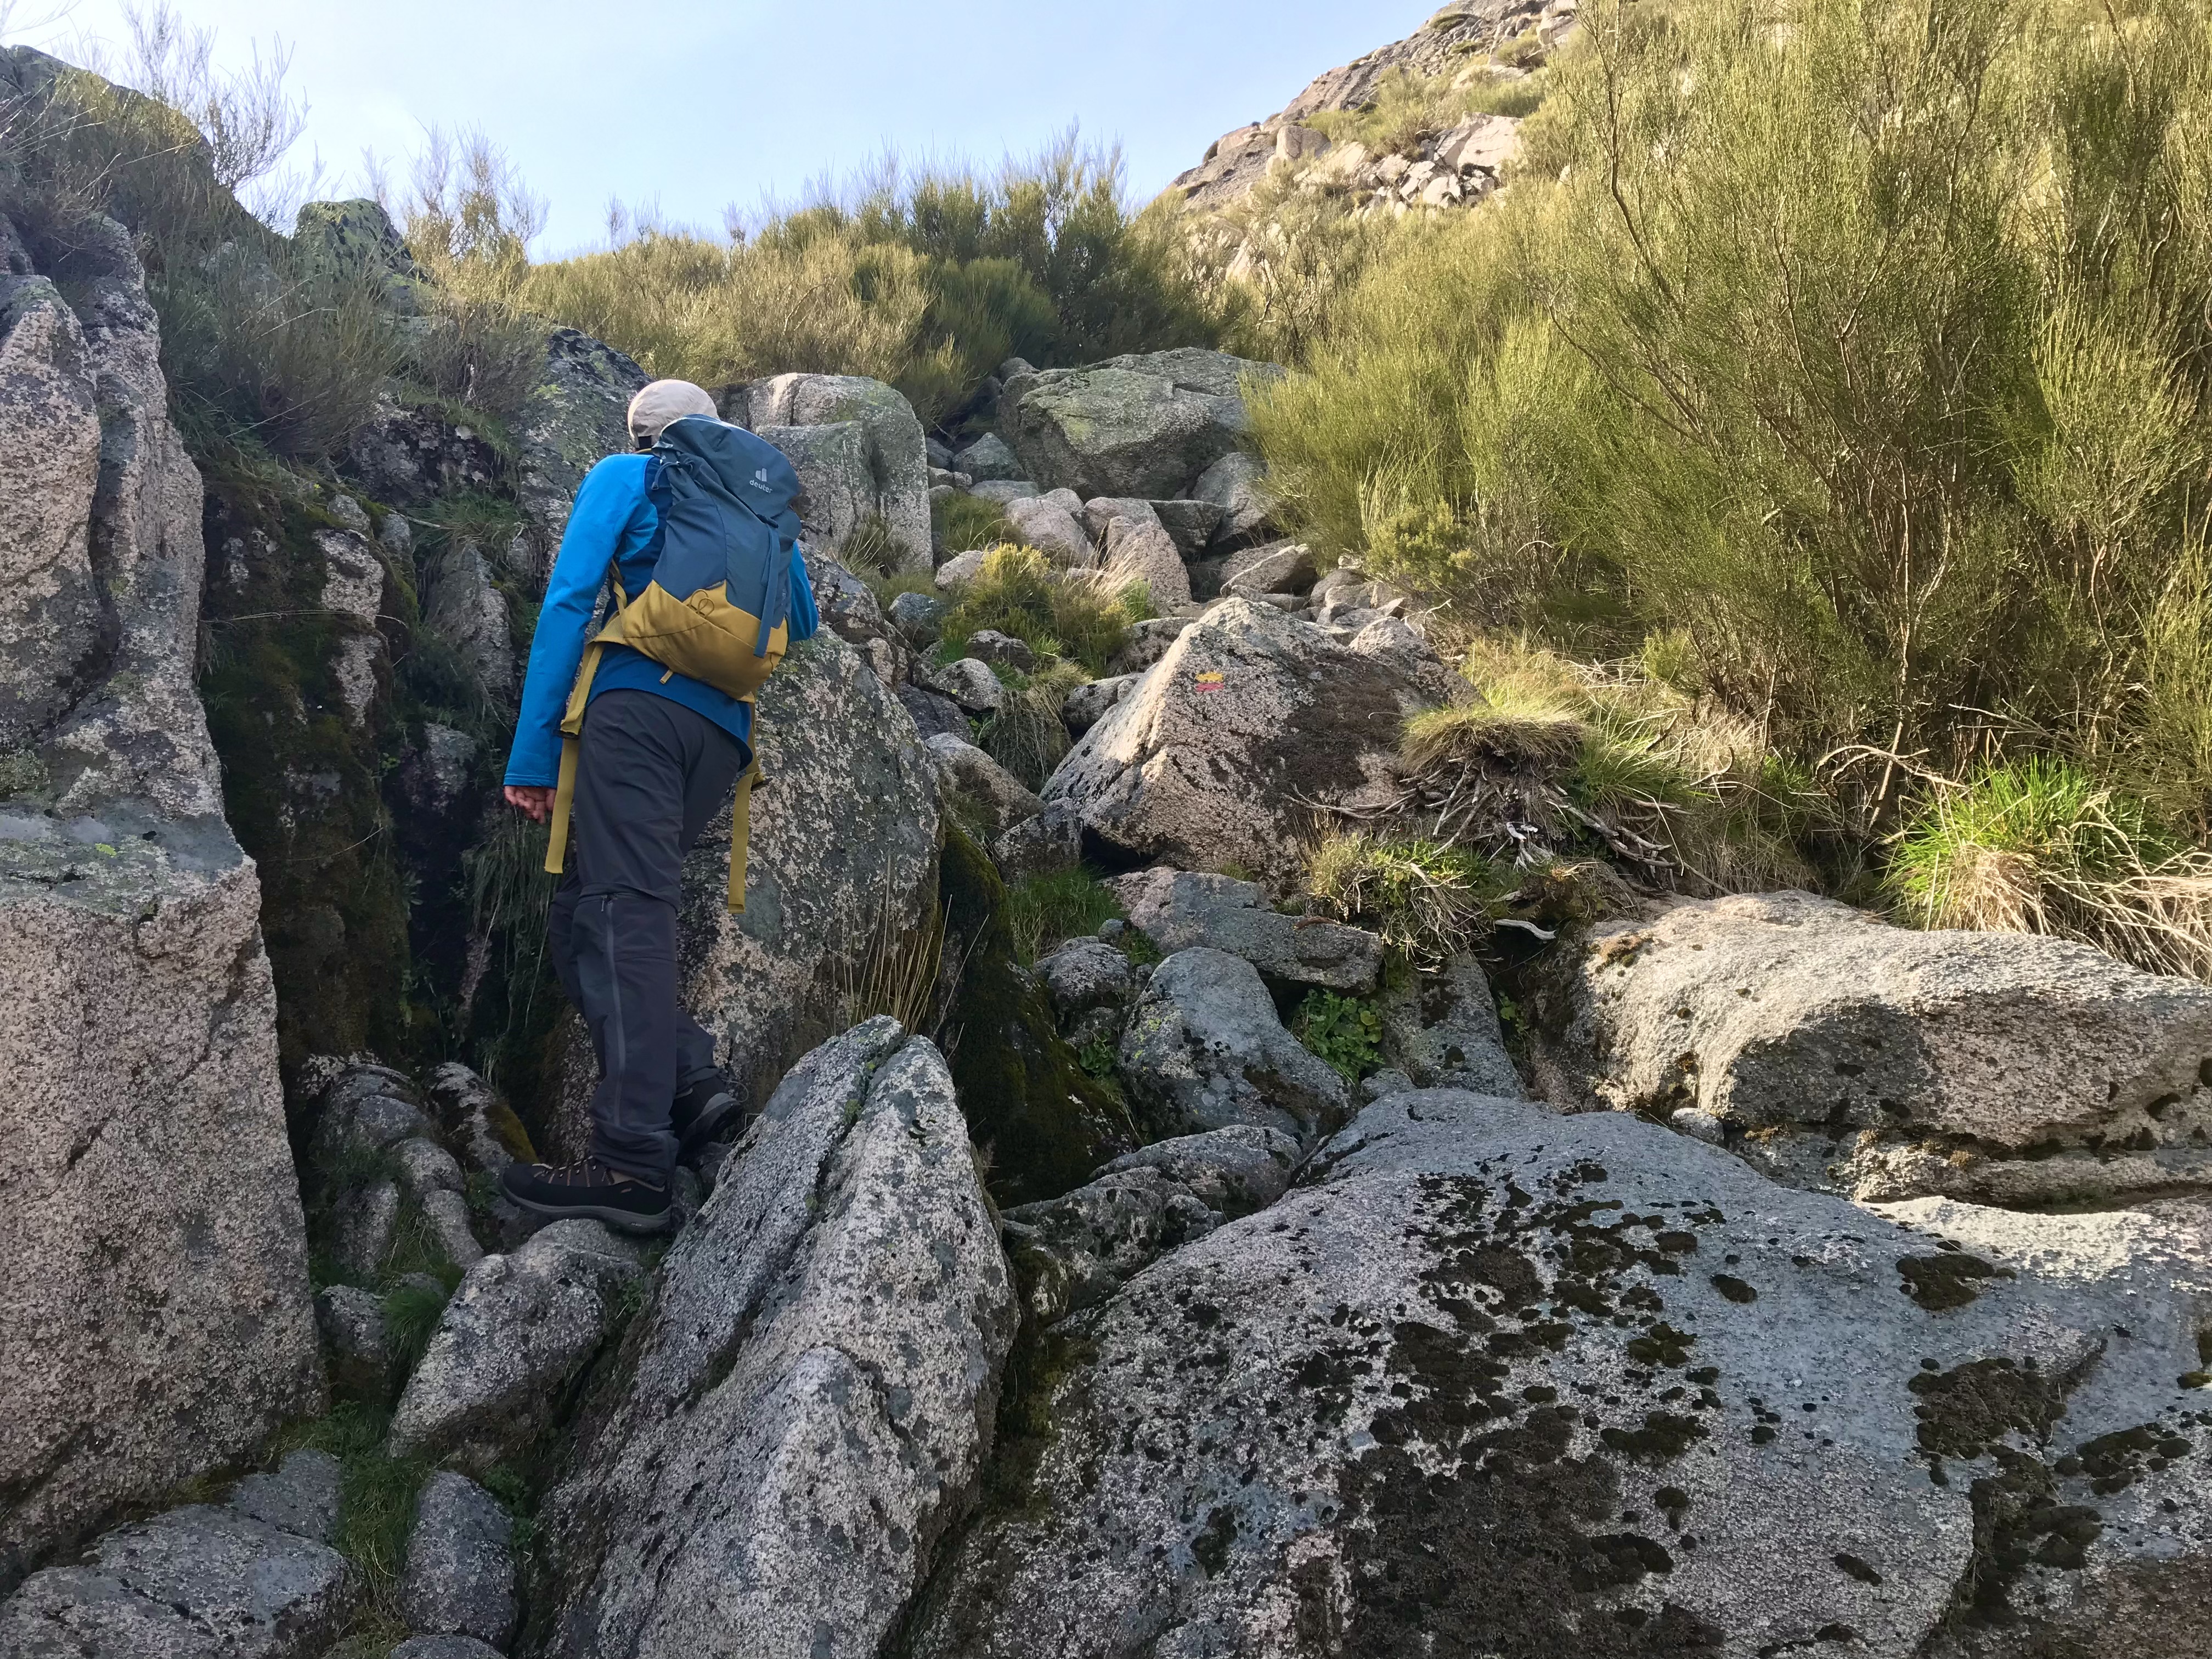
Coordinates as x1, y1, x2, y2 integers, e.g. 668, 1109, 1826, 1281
939, 826, 1130, 1205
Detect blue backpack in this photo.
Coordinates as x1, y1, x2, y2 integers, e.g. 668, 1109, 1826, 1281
545, 416, 806, 911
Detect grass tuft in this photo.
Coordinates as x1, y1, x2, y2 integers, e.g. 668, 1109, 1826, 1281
1003, 868, 1124, 966
1889, 761, 2212, 979
1306, 832, 1499, 969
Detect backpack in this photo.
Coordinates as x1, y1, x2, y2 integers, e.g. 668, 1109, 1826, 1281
543, 416, 805, 912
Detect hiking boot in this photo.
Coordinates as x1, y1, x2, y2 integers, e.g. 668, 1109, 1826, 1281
672, 1070, 744, 1154
500, 1157, 672, 1233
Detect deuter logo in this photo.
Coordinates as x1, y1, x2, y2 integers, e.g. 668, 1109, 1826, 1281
749, 468, 772, 492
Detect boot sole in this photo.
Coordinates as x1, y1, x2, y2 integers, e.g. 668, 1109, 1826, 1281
677, 1092, 744, 1155
507, 1192, 673, 1235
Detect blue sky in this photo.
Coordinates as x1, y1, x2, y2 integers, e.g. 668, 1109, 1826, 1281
10, 1, 1436, 252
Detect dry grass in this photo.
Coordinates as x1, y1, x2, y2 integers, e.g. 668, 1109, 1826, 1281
1890, 760, 2212, 980
827, 872, 950, 1038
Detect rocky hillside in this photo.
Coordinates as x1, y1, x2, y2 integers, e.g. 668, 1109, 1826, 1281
1169, 0, 1570, 219
4, 26, 2212, 1659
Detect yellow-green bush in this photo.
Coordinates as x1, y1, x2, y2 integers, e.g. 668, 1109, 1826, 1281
1255, 0, 2212, 861
939, 546, 1147, 676
415, 136, 1224, 428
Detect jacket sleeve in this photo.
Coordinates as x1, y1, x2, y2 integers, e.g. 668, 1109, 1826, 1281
503, 458, 642, 787
786, 541, 821, 644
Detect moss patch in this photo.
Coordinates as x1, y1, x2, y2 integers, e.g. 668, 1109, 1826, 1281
938, 826, 1133, 1205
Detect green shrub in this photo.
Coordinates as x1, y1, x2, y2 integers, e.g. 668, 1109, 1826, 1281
1293, 989, 1384, 1083
1306, 832, 1500, 968
939, 546, 1143, 676
1252, 0, 2212, 848
935, 492, 1015, 555
454, 135, 1221, 428
979, 661, 1087, 791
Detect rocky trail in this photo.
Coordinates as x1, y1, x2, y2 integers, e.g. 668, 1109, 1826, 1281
5, 16, 2212, 1659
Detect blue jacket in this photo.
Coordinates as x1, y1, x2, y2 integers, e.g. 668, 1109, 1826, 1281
504, 451, 821, 788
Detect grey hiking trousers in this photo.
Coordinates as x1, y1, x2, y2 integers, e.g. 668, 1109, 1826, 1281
549, 689, 744, 1182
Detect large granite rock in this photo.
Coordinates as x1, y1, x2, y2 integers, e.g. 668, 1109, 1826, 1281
531, 1021, 1018, 1659
0, 203, 319, 1588
909, 1087, 2212, 1658
510, 327, 649, 582
1000, 350, 1283, 502
1110, 867, 1385, 991
387, 1220, 645, 1475
546, 627, 940, 1151
1119, 946, 1352, 1144
734, 373, 931, 571
1043, 599, 1447, 887
1544, 890, 2212, 1207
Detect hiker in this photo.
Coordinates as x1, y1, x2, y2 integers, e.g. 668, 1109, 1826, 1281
496, 378, 819, 1232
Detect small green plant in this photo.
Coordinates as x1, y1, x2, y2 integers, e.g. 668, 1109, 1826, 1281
1076, 1035, 1119, 1080
1294, 989, 1384, 1083
936, 493, 1015, 555
1002, 868, 1124, 964
274, 1402, 430, 1639
380, 1277, 451, 1381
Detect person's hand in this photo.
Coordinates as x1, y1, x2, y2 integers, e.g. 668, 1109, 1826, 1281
505, 785, 556, 823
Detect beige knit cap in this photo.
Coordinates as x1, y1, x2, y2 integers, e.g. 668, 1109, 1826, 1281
626, 379, 718, 443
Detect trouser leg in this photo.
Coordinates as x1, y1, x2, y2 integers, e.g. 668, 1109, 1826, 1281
562, 689, 744, 1182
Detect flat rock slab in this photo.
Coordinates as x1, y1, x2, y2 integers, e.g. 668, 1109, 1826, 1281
908, 1088, 2212, 1658
1110, 867, 1384, 992
531, 1020, 1017, 1659
0, 1504, 355, 1658
1546, 890, 2212, 1206
225, 1451, 341, 1546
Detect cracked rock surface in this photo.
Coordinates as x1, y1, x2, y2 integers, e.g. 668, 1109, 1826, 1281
531, 1019, 1017, 1659
906, 1088, 2212, 1659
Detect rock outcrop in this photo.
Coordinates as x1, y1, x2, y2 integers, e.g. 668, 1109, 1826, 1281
909, 1087, 2212, 1658
511, 327, 650, 580
0, 1459, 359, 1657
0, 196, 319, 1587
1119, 946, 1352, 1144
1110, 867, 1384, 991
388, 1220, 646, 1474
1169, 0, 1553, 213
1000, 349, 1282, 503
733, 373, 932, 571
1043, 599, 1446, 887
1546, 891, 2212, 1206
531, 1020, 1017, 1659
